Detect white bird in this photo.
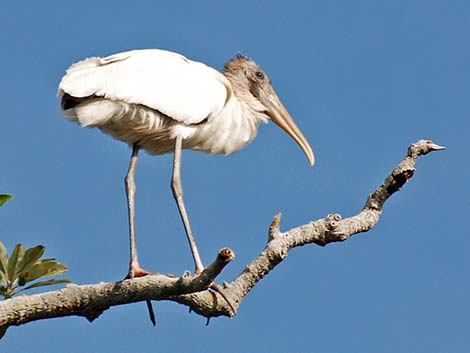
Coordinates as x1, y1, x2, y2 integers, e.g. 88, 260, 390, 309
58, 49, 314, 283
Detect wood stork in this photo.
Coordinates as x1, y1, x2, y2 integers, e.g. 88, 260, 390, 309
58, 49, 314, 281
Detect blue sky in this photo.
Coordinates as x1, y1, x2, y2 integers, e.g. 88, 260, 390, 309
1, 0, 469, 352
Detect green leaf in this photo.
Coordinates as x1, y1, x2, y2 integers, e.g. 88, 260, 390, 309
19, 278, 71, 292
0, 242, 8, 278
0, 284, 6, 297
7, 244, 24, 283
17, 245, 45, 275
24, 259, 68, 283
18, 272, 28, 286
0, 194, 13, 207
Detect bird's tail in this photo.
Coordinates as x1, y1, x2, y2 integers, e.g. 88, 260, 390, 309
59, 93, 119, 127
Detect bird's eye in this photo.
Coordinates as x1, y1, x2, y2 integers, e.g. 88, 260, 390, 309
255, 71, 265, 80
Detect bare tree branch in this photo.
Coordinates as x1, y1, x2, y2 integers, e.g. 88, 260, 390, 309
0, 248, 235, 337
0, 139, 444, 338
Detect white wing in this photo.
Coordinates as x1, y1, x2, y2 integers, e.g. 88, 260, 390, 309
58, 49, 230, 125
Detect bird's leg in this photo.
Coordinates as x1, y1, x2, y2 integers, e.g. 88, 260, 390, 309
125, 143, 156, 326
125, 144, 151, 278
172, 138, 235, 313
171, 136, 205, 274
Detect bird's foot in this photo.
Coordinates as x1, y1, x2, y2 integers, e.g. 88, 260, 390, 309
209, 282, 237, 316
191, 267, 237, 317
126, 261, 157, 279
192, 260, 236, 315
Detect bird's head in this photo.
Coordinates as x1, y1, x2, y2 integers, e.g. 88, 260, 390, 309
223, 54, 314, 166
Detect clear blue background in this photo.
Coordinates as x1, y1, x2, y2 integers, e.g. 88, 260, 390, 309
1, 1, 468, 352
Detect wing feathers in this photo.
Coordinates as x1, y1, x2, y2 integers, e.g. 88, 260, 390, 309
58, 49, 230, 125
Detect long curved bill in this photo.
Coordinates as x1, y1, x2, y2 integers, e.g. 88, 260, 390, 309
259, 90, 315, 166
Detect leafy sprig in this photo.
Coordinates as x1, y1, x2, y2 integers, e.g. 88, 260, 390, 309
0, 242, 71, 299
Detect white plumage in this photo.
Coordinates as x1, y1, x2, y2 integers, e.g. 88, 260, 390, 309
59, 49, 267, 156
58, 48, 314, 287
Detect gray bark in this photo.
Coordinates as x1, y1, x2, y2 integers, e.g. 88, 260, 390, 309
0, 140, 445, 338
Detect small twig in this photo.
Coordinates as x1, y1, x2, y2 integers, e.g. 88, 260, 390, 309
268, 213, 282, 241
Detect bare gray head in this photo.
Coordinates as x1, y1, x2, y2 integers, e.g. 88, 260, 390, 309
223, 54, 270, 97
222, 54, 314, 166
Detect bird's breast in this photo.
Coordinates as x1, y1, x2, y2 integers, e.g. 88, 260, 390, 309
181, 98, 263, 155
